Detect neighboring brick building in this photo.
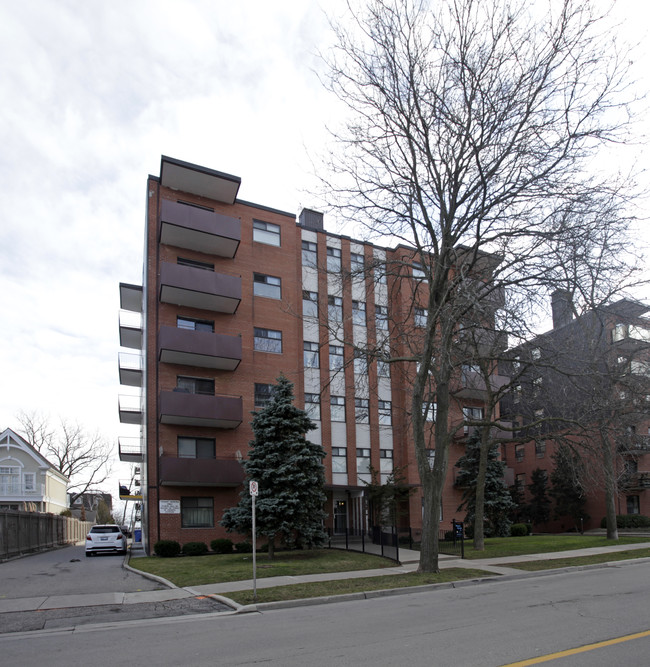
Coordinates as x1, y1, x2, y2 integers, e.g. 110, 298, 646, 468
118, 156, 507, 552
501, 292, 650, 529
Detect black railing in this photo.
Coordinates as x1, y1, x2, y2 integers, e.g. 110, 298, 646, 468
438, 520, 465, 558
327, 526, 400, 562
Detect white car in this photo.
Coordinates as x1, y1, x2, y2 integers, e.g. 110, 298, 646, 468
85, 524, 128, 557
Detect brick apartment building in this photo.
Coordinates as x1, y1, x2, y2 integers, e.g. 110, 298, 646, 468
501, 292, 650, 529
118, 156, 508, 553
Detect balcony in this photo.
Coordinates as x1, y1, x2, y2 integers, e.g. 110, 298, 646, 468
118, 437, 144, 463
624, 472, 650, 491
119, 283, 143, 313
118, 395, 142, 425
159, 326, 241, 370
160, 155, 241, 204
159, 262, 241, 313
119, 353, 143, 387
159, 391, 242, 428
454, 370, 509, 400
159, 457, 245, 487
118, 480, 143, 500
618, 435, 650, 454
159, 199, 240, 258
119, 310, 142, 349
0, 482, 44, 497
492, 421, 514, 441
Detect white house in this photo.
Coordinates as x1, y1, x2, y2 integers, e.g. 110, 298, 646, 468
0, 428, 69, 513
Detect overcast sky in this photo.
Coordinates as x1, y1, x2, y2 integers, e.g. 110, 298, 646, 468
0, 0, 647, 500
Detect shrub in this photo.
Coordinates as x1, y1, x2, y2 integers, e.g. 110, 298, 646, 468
525, 523, 533, 535
510, 523, 528, 537
182, 541, 208, 556
601, 514, 650, 529
154, 540, 181, 558
235, 541, 253, 553
210, 538, 234, 554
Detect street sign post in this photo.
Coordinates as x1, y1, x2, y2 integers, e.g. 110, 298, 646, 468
250, 481, 258, 601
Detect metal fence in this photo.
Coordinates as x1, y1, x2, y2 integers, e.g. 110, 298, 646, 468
438, 520, 465, 558
327, 526, 400, 562
0, 510, 93, 560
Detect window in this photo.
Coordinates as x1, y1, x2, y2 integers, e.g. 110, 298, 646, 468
0, 466, 20, 495
304, 341, 319, 368
534, 408, 544, 420
533, 376, 543, 393
423, 401, 437, 422
516, 474, 526, 490
354, 349, 368, 375
177, 257, 214, 271
302, 290, 318, 318
375, 305, 388, 330
631, 361, 650, 376
331, 395, 346, 421
350, 252, 365, 272
181, 497, 213, 528
355, 398, 369, 423
332, 447, 347, 473
426, 449, 435, 470
176, 376, 214, 395
531, 347, 541, 361
302, 240, 317, 268
178, 437, 215, 459
515, 444, 525, 462
328, 295, 343, 321
352, 301, 366, 326
327, 246, 341, 272
253, 273, 281, 299
253, 220, 280, 246
376, 262, 387, 284
254, 327, 282, 353
463, 406, 483, 434
305, 393, 321, 420
415, 307, 427, 327
378, 400, 392, 425
23, 472, 35, 493
377, 357, 391, 378
514, 385, 522, 403
412, 261, 426, 280
356, 448, 371, 474
177, 316, 214, 332
535, 440, 546, 458
627, 495, 640, 515
329, 345, 344, 370
380, 449, 393, 474
254, 383, 275, 407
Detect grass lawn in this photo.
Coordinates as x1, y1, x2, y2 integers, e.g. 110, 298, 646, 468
463, 534, 649, 559
129, 549, 394, 588
226, 568, 493, 605
498, 547, 650, 571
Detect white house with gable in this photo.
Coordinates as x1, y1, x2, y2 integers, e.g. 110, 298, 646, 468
0, 428, 69, 513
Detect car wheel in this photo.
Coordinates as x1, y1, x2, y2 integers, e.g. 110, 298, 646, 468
85, 552, 91, 557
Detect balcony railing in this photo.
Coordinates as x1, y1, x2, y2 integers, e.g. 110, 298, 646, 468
118, 353, 143, 387
159, 199, 240, 258
118, 395, 142, 425
159, 262, 241, 313
158, 326, 241, 370
159, 457, 245, 487
624, 472, 650, 490
454, 370, 509, 400
119, 283, 143, 313
159, 391, 242, 429
118, 437, 144, 463
119, 310, 142, 350
0, 482, 44, 497
618, 435, 650, 454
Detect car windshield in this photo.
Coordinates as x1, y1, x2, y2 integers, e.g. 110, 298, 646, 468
91, 526, 120, 534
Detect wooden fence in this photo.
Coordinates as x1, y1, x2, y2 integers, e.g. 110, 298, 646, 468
0, 510, 93, 560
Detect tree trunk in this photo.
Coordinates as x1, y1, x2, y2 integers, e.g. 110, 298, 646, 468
473, 428, 490, 551
267, 536, 275, 560
601, 433, 619, 540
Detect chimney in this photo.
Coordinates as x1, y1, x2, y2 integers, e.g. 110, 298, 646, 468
298, 208, 324, 231
551, 290, 573, 329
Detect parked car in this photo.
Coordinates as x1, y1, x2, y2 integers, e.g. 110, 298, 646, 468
85, 524, 127, 557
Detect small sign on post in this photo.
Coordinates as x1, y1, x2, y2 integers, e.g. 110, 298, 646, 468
250, 480, 258, 601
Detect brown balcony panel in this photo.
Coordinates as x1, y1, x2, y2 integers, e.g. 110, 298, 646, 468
159, 391, 242, 428
159, 326, 241, 370
160, 199, 240, 258
160, 156, 241, 204
159, 262, 241, 313
456, 372, 508, 399
118, 439, 143, 463
627, 473, 650, 490
492, 421, 514, 440
159, 457, 245, 487
118, 399, 142, 425
120, 283, 143, 313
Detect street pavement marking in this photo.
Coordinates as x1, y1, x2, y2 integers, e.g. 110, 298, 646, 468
500, 629, 650, 666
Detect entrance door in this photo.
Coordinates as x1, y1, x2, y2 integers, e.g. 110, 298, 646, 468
334, 500, 347, 534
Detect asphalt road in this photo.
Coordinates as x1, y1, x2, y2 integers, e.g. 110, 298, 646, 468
2, 558, 649, 666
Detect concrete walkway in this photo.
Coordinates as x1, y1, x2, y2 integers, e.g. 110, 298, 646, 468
2, 540, 649, 615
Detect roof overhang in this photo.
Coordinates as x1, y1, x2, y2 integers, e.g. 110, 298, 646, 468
160, 156, 241, 204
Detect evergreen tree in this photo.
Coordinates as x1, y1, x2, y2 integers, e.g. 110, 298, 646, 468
220, 375, 328, 558
527, 468, 551, 526
550, 444, 589, 532
455, 431, 515, 537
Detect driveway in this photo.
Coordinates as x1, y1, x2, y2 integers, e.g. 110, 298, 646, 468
0, 543, 165, 599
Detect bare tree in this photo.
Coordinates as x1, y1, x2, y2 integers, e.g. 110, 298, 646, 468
16, 411, 113, 504
319, 0, 638, 571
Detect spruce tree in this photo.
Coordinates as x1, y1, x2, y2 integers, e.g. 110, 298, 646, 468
220, 375, 327, 558
527, 468, 551, 526
455, 431, 515, 537
550, 445, 589, 532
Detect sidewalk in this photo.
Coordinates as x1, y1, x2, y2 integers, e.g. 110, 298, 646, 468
1, 541, 649, 615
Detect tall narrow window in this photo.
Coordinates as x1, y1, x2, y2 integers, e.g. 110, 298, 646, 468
329, 345, 344, 371
375, 305, 388, 330
355, 398, 369, 423
332, 447, 347, 473
415, 307, 427, 327
356, 448, 371, 474
328, 295, 343, 321
327, 247, 341, 272
331, 396, 346, 421
378, 400, 392, 425
303, 341, 319, 368
375, 262, 387, 284
302, 240, 317, 268
350, 252, 365, 273
304, 393, 321, 420
352, 301, 366, 326
353, 349, 368, 375
302, 290, 318, 318
412, 261, 426, 280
